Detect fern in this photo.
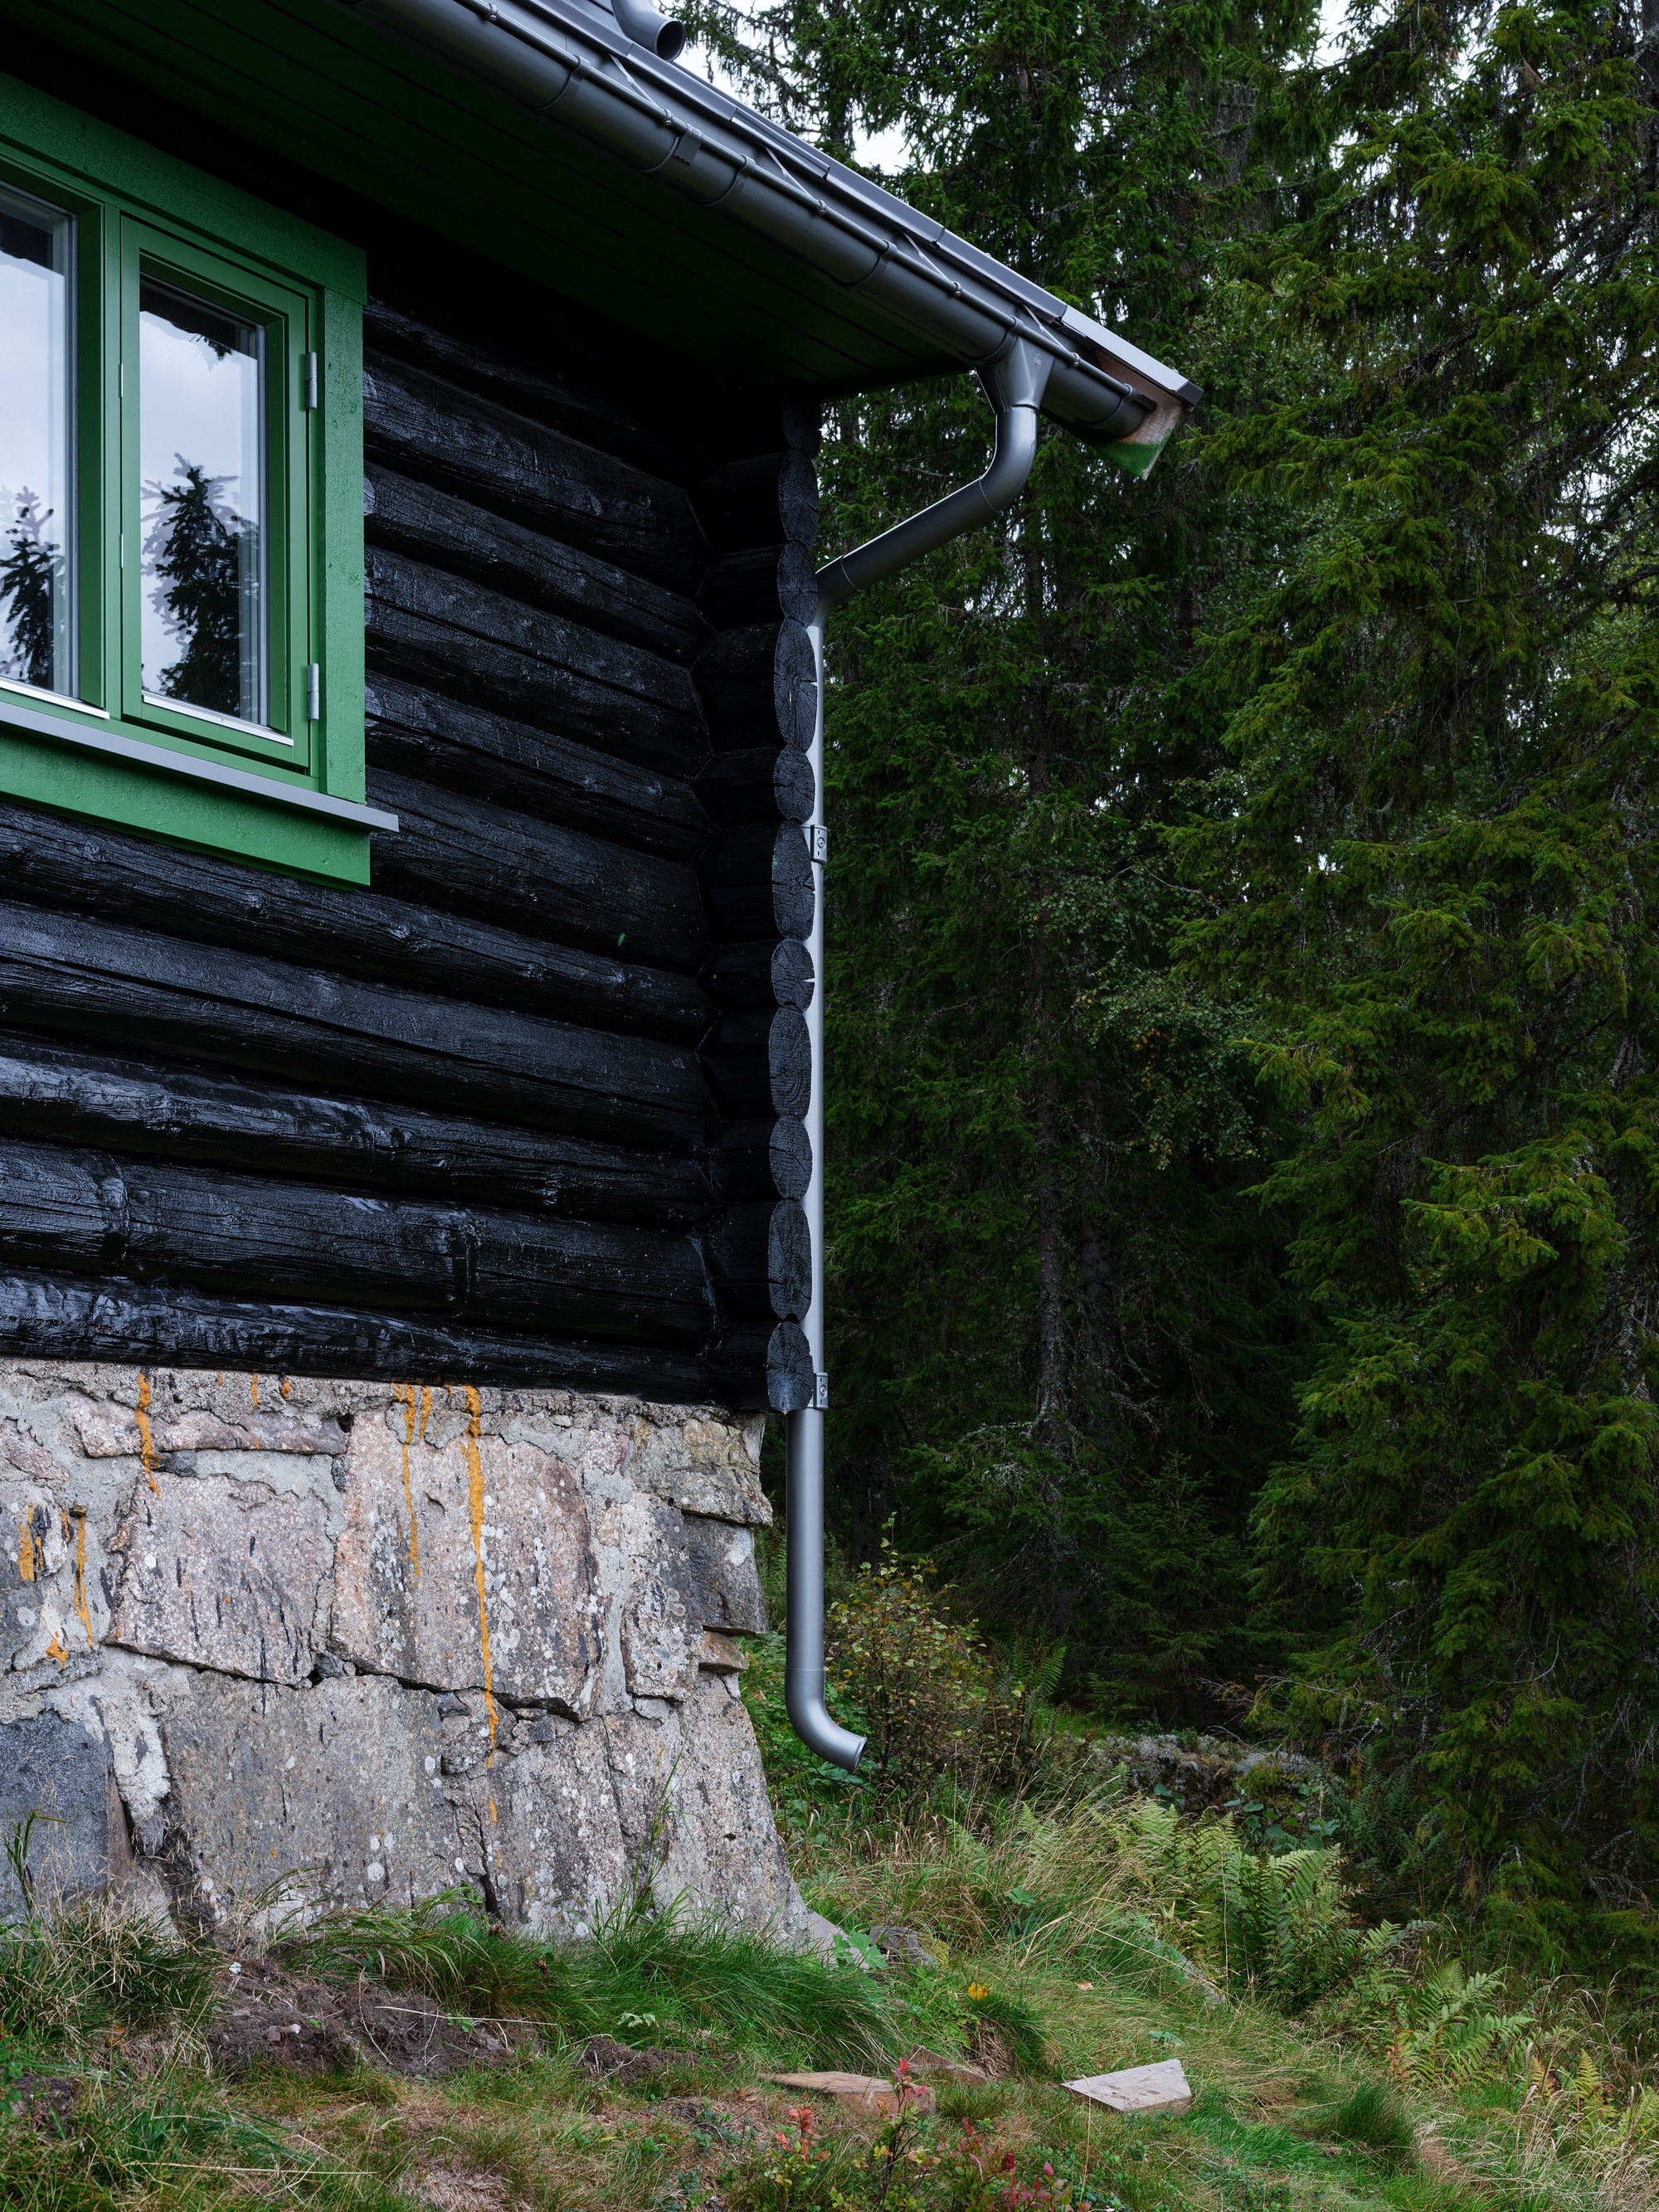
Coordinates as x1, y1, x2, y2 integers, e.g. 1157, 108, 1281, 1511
1334, 1946, 1532, 2090
1110, 1801, 1361, 2013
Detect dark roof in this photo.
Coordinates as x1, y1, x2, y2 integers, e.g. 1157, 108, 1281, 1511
0, 0, 1194, 460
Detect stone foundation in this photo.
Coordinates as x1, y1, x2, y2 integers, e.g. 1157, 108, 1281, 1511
0, 1362, 805, 1943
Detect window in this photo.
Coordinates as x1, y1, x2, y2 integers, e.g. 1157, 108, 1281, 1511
0, 79, 383, 884
0, 180, 72, 698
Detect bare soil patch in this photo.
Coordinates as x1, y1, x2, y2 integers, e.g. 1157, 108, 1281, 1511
204, 1952, 531, 2079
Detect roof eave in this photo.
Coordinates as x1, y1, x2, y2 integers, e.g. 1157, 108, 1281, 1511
342, 0, 1199, 466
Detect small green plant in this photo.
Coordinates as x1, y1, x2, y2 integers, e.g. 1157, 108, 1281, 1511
1109, 1797, 1362, 2012
0, 2073, 290, 2212
731, 2101, 854, 2212
0, 1895, 215, 2048
2, 1813, 61, 1917
864, 2060, 932, 2212
1332, 1935, 1532, 2090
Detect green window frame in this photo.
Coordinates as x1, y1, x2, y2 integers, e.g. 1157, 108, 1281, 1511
0, 74, 383, 885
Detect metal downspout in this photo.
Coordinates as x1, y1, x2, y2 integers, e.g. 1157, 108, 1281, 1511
783, 337, 1053, 1772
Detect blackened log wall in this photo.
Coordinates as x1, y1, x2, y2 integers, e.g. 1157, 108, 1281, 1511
0, 175, 819, 1407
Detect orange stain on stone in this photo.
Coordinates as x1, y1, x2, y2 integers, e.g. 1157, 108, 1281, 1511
135, 1374, 159, 1495
280, 1376, 291, 1398
461, 1385, 499, 1757
17, 1501, 37, 1582
71, 1509, 91, 1646
251, 1375, 260, 1407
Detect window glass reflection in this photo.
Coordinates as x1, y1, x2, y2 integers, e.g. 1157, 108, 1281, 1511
0, 182, 73, 696
139, 277, 265, 723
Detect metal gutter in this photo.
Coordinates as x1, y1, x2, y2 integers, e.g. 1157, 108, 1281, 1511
334, 0, 1199, 461
785, 338, 1053, 1775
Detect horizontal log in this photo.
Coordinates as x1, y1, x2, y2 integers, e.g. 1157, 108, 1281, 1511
702, 824, 814, 943
367, 772, 708, 973
364, 352, 711, 591
0, 903, 716, 1150
697, 387, 821, 465
769, 1116, 813, 1200
366, 547, 708, 778
694, 451, 819, 553
697, 1319, 810, 1412
695, 621, 816, 752
694, 747, 814, 827
701, 1008, 811, 1121
366, 464, 711, 664
698, 543, 816, 630
699, 939, 815, 1013
0, 1269, 717, 1400
366, 675, 713, 863
0, 1140, 711, 1343
0, 803, 712, 1041
702, 1199, 810, 1323
708, 1119, 811, 1204
0, 1043, 714, 1227
364, 295, 688, 480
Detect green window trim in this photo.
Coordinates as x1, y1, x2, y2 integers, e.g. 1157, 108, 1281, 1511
0, 70, 376, 885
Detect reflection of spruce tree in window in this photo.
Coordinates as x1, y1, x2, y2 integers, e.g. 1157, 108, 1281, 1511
144, 459, 254, 717
0, 490, 61, 689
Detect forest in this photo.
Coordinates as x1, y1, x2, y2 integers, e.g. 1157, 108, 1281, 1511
675, 0, 1659, 1968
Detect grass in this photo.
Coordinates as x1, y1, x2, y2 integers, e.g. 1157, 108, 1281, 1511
271, 1891, 893, 2069
0, 1895, 217, 2044
4, 1778, 1658, 2212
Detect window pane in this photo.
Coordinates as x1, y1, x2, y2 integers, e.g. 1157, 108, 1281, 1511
139, 276, 266, 724
0, 182, 73, 696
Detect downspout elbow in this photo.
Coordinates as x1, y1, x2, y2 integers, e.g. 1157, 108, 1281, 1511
815, 337, 1052, 617
785, 1402, 865, 1772
786, 1670, 865, 1770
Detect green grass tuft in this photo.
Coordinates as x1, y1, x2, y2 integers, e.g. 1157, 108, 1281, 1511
0, 1900, 216, 2049
1330, 2078, 1416, 2163
279, 1894, 893, 2067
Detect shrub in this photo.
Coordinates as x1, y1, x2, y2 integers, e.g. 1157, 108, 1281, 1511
827, 1537, 1050, 1806
727, 2101, 855, 2212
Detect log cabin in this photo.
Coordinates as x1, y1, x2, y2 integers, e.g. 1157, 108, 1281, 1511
0, 0, 1195, 1919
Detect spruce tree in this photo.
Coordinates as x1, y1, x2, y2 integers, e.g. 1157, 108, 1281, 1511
692, 0, 1333, 1711
1182, 0, 1659, 1942
144, 459, 254, 716
0, 490, 61, 689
